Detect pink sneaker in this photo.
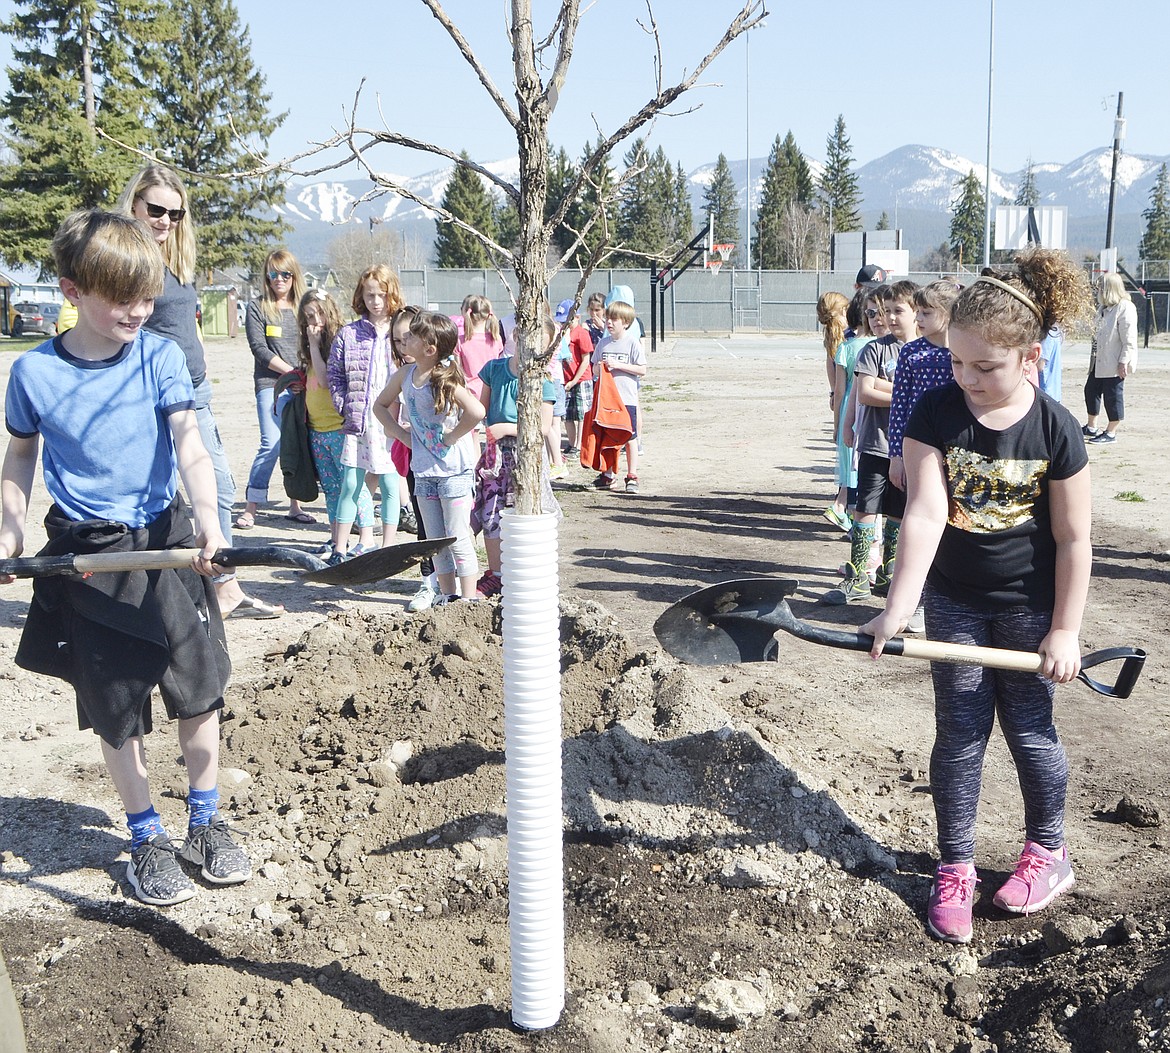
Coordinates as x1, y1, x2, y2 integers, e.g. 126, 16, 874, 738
992, 841, 1075, 915
927, 862, 978, 944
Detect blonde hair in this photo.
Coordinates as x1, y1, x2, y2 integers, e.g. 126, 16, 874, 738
296, 289, 344, 371
52, 210, 164, 303
1098, 272, 1131, 309
605, 301, 636, 326
816, 291, 848, 358
410, 311, 466, 415
461, 294, 500, 344
260, 249, 306, 323
951, 248, 1091, 350
116, 164, 197, 285
352, 264, 404, 318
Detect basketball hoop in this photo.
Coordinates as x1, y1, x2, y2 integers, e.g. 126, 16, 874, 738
705, 258, 723, 277
712, 243, 735, 263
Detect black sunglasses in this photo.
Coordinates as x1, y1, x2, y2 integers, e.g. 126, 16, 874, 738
267, 270, 293, 282
865, 307, 883, 319
141, 201, 186, 223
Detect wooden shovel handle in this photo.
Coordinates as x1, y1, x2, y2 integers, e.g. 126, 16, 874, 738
892, 637, 1043, 673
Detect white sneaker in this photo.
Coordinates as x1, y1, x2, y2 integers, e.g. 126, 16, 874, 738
905, 605, 926, 634
407, 581, 439, 612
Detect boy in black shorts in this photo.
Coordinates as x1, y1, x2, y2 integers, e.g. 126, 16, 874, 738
0, 210, 248, 905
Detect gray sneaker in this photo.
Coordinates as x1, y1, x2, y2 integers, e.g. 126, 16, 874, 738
822, 564, 873, 605
407, 581, 439, 612
905, 605, 926, 634
128, 834, 197, 906
180, 818, 251, 885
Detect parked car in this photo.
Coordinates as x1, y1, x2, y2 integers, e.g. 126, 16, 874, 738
12, 302, 60, 337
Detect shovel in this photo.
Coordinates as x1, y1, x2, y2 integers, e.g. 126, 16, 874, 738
0, 536, 456, 588
653, 578, 1146, 700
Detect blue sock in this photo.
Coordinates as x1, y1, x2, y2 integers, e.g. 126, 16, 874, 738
187, 786, 220, 830
127, 806, 164, 850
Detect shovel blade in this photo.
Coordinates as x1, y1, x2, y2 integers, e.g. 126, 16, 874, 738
653, 578, 802, 665
300, 536, 457, 586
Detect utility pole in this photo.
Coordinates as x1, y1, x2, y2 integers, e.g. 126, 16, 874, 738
1104, 92, 1125, 250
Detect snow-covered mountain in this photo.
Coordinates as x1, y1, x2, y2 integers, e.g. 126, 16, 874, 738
279, 146, 1167, 267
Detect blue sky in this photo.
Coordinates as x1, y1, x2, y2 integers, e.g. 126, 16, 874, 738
0, 1, 1167, 179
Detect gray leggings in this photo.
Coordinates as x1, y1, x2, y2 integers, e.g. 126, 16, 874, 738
925, 585, 1068, 863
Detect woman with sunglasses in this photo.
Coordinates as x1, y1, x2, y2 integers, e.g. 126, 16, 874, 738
117, 164, 283, 619
238, 249, 314, 530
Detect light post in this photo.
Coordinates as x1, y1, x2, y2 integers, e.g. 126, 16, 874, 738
982, 0, 995, 268
744, 20, 766, 269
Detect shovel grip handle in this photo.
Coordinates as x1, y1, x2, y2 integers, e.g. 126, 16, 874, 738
0, 547, 265, 578
892, 637, 1043, 673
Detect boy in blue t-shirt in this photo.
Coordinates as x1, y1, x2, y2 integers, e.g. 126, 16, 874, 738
0, 210, 249, 906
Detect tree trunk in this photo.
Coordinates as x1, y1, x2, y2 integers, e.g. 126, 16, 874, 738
81, 12, 96, 132
510, 6, 552, 517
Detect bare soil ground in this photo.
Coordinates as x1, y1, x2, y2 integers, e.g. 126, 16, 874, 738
0, 331, 1167, 1053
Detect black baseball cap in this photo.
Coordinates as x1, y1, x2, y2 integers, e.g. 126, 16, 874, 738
856, 264, 889, 286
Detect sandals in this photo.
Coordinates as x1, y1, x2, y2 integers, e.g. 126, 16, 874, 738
285, 510, 318, 524
234, 512, 255, 530
222, 594, 284, 620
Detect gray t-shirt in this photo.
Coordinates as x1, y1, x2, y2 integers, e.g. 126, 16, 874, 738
145, 268, 205, 386
590, 330, 644, 405
854, 335, 903, 458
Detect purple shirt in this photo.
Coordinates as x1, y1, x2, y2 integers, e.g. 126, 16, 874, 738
888, 338, 955, 458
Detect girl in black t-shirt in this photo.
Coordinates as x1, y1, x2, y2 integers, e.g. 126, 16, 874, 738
861, 249, 1092, 946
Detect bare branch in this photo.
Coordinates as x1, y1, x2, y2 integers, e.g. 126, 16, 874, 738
542, 1, 580, 112
555, 1, 766, 235
421, 0, 519, 129
636, 1, 664, 95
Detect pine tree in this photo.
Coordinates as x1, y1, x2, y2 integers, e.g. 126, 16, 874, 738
949, 169, 986, 268
1139, 163, 1170, 264
1014, 158, 1040, 207
670, 162, 694, 248
754, 132, 819, 268
616, 139, 681, 264
703, 153, 740, 264
434, 152, 498, 267
149, 0, 287, 275
564, 136, 614, 267
876, 211, 890, 231
818, 115, 862, 233
545, 145, 577, 259
0, 0, 173, 272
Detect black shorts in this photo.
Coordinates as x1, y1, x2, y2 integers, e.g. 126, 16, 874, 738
855, 451, 906, 518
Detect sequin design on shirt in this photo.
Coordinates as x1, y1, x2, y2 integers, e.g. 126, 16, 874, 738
945, 447, 1048, 532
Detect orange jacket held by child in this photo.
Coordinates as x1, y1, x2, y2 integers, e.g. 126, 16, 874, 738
579, 362, 633, 475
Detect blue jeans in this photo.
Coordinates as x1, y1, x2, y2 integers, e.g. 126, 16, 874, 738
192, 377, 236, 541
245, 384, 281, 505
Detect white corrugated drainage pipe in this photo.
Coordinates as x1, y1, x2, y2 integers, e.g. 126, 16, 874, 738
500, 510, 564, 1030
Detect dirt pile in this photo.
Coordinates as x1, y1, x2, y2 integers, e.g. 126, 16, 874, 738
4, 599, 1168, 1052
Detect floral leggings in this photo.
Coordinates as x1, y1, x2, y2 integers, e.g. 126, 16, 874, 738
309, 429, 374, 528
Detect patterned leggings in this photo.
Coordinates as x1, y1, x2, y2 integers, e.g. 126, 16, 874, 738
309, 430, 374, 528
925, 585, 1068, 863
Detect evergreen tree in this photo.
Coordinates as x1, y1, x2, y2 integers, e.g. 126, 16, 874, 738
671, 162, 694, 249
1014, 158, 1040, 207
703, 153, 740, 264
753, 132, 820, 268
564, 136, 615, 267
545, 145, 577, 259
434, 152, 498, 267
0, 0, 173, 272
615, 139, 679, 264
949, 169, 986, 267
818, 115, 862, 233
494, 196, 521, 260
1139, 163, 1170, 263
876, 211, 890, 231
150, 0, 287, 275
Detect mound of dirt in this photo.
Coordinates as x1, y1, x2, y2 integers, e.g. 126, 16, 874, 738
4, 599, 1168, 1053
